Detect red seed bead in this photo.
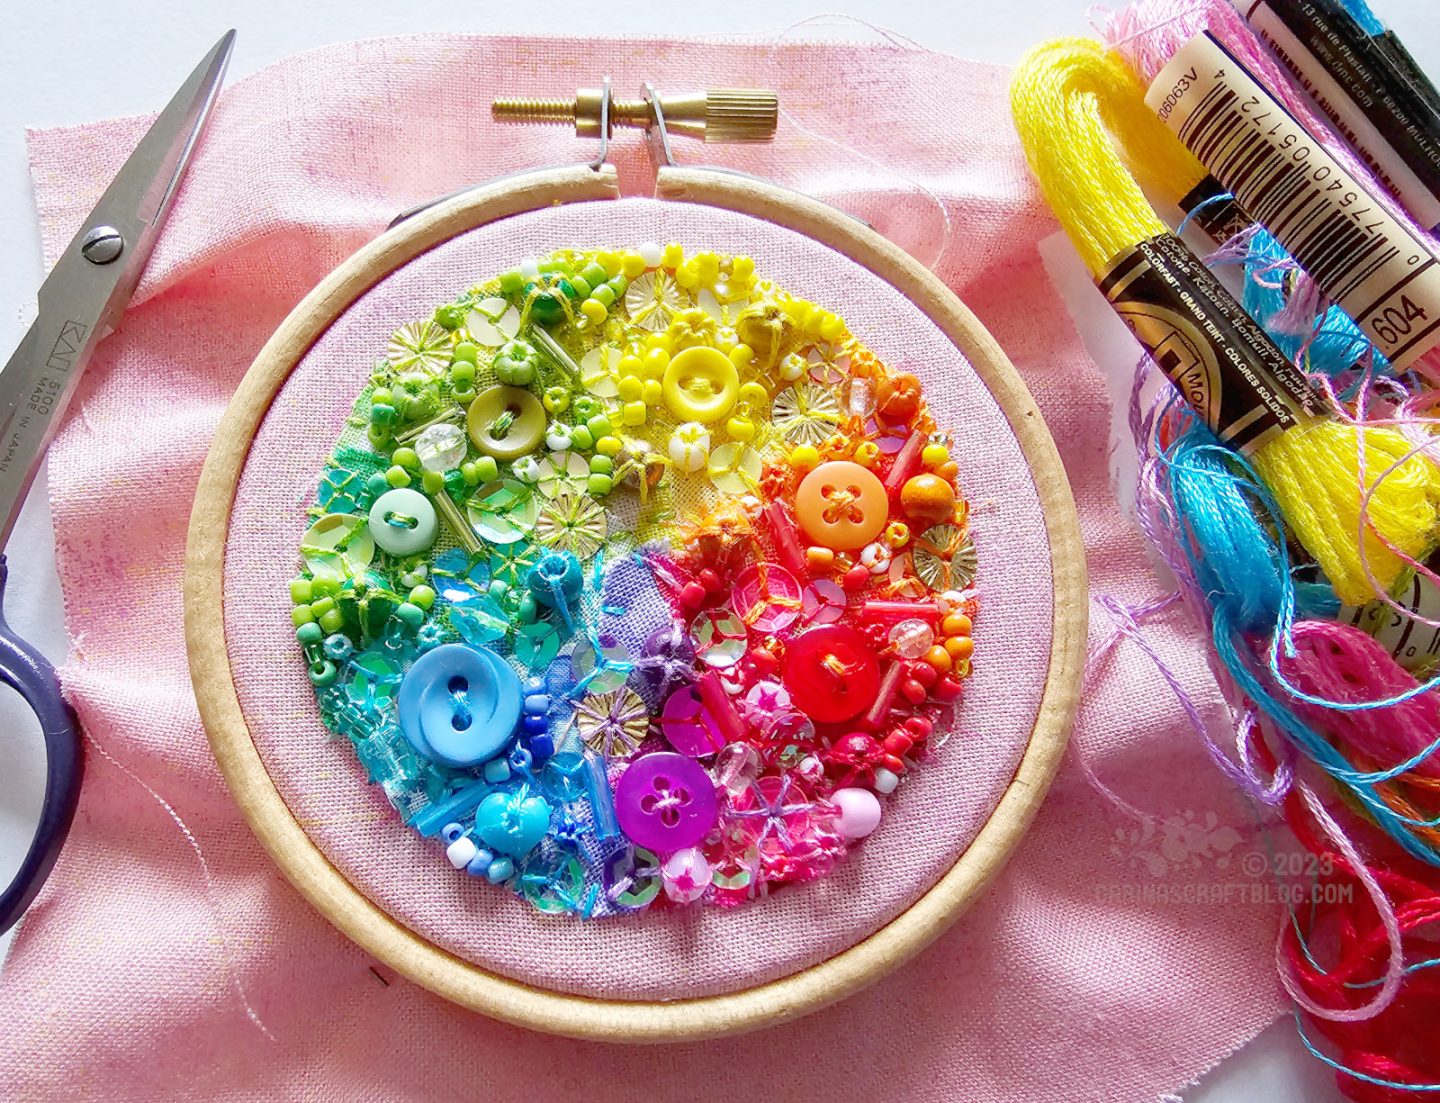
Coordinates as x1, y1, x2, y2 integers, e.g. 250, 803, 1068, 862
907, 660, 938, 689
934, 675, 964, 702
884, 732, 914, 757
679, 581, 708, 609
905, 715, 934, 739
899, 678, 927, 705
842, 564, 871, 593
698, 568, 723, 593
881, 753, 906, 774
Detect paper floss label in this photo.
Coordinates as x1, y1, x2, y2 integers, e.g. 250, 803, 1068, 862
1229, 0, 1440, 233
1148, 32, 1440, 369
1099, 232, 1318, 454
1343, 568, 1440, 674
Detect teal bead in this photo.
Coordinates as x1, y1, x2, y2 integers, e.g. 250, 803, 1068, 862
516, 593, 538, 624
367, 472, 391, 498
296, 621, 324, 645
308, 658, 338, 686
527, 550, 583, 607
369, 402, 396, 428
395, 601, 425, 629
475, 790, 551, 857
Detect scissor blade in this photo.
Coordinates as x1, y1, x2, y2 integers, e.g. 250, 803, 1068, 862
0, 31, 233, 547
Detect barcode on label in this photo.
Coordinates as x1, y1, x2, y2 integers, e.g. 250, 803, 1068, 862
1146, 32, 1440, 368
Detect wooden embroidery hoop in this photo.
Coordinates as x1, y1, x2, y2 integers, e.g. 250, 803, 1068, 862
184, 124, 1088, 1043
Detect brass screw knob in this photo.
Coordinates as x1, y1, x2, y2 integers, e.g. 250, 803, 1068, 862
492, 87, 778, 143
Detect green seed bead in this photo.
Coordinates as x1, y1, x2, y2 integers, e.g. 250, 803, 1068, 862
308, 659, 338, 687
393, 446, 420, 471
452, 342, 479, 365
591, 283, 616, 308
586, 414, 613, 438
572, 395, 600, 420
516, 593, 538, 623
587, 473, 614, 497
543, 386, 571, 415
569, 275, 592, 299
372, 387, 393, 405
569, 426, 595, 451
488, 579, 511, 601
589, 454, 614, 475
498, 269, 525, 293
450, 361, 476, 386
539, 259, 562, 275
309, 574, 340, 597
409, 584, 436, 610
421, 470, 445, 494
296, 621, 324, 645
453, 387, 477, 406
318, 608, 345, 634
395, 601, 425, 629
582, 262, 608, 287
472, 455, 499, 482
289, 578, 314, 604
530, 292, 563, 325
367, 473, 390, 498
369, 402, 396, 428
386, 465, 411, 488
367, 427, 391, 449
606, 275, 628, 296
434, 303, 466, 330
461, 461, 480, 486
309, 595, 336, 618
291, 605, 315, 627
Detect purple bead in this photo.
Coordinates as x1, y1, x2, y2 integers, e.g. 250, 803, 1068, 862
613, 752, 718, 852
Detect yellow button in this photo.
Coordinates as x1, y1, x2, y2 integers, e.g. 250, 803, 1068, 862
794, 460, 889, 551
467, 385, 546, 460
662, 346, 739, 424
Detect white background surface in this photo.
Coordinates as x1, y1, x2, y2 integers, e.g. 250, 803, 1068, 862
2, 2, 1436, 1098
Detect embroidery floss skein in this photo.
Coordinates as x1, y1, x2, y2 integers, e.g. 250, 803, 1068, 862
1010, 37, 1440, 606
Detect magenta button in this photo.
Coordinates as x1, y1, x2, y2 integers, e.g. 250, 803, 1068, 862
614, 752, 719, 852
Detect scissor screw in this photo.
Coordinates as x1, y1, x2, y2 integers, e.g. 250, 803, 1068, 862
80, 226, 124, 265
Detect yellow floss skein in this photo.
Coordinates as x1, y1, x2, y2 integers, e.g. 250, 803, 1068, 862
1011, 37, 1440, 605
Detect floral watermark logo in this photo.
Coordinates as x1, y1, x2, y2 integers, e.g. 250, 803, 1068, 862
1109, 810, 1242, 878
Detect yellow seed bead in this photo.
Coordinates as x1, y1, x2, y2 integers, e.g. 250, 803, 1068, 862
580, 298, 606, 325
596, 435, 623, 457
736, 381, 769, 415
597, 250, 621, 277
662, 242, 685, 269
621, 251, 646, 278
726, 416, 756, 442
922, 443, 950, 469
675, 264, 700, 289
694, 251, 720, 281
617, 375, 644, 401
622, 400, 648, 426
641, 379, 663, 405
790, 444, 820, 471
884, 521, 911, 548
619, 354, 644, 376
854, 441, 881, 467
729, 343, 754, 369
787, 299, 816, 328
819, 312, 848, 341
645, 333, 673, 354
732, 255, 755, 282
644, 348, 671, 378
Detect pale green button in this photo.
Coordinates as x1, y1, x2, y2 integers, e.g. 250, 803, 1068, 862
368, 487, 438, 556
468, 385, 547, 460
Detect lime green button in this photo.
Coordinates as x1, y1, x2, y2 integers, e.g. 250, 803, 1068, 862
662, 346, 739, 424
467, 385, 547, 460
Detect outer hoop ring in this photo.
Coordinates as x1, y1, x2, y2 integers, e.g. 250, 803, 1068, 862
184, 162, 1087, 1043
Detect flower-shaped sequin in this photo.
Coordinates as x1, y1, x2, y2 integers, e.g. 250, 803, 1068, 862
386, 320, 451, 376
574, 688, 649, 759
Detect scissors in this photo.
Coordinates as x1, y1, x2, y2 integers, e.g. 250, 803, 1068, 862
0, 31, 234, 933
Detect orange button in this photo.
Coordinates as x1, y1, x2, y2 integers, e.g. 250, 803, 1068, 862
794, 460, 889, 551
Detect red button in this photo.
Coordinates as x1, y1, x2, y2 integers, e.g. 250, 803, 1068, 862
782, 625, 881, 725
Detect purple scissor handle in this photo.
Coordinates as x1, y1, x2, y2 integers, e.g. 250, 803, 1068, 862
0, 33, 233, 934
0, 554, 80, 931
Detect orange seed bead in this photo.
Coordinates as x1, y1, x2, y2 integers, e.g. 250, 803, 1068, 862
923, 645, 953, 672
941, 613, 973, 637
944, 636, 974, 661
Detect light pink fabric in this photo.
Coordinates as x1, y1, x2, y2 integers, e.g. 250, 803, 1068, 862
2, 33, 1287, 1101
228, 198, 1051, 1000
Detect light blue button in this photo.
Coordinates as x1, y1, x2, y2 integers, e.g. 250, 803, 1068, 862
397, 643, 521, 768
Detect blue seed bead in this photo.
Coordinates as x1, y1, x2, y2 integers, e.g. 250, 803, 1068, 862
524, 693, 549, 716
523, 714, 548, 735
486, 857, 515, 884
483, 757, 512, 784
322, 633, 353, 661
524, 733, 555, 762
465, 847, 496, 877
525, 677, 546, 695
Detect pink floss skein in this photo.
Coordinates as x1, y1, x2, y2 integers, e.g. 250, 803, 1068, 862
1280, 620, 1440, 780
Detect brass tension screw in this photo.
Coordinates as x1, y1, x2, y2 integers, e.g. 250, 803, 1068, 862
492, 88, 779, 143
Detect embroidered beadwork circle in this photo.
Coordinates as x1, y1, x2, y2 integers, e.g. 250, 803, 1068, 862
289, 245, 980, 918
